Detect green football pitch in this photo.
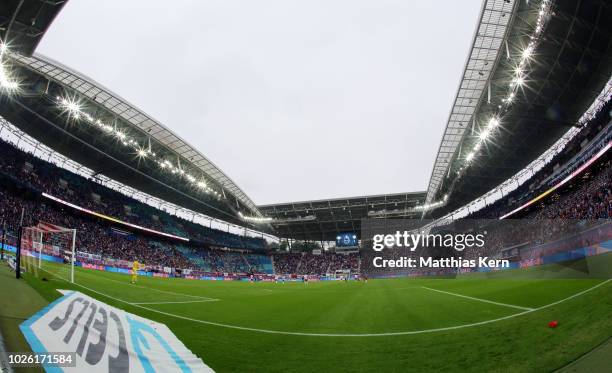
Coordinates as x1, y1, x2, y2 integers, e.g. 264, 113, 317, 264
10, 253, 612, 372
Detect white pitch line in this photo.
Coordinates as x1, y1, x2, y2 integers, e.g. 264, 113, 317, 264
130, 299, 219, 305
421, 286, 534, 311
40, 267, 611, 337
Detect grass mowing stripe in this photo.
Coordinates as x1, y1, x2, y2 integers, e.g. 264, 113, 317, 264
39, 267, 612, 337
75, 267, 218, 301
421, 286, 534, 311
131, 300, 219, 305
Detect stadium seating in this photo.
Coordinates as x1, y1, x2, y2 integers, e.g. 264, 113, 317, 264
0, 102, 609, 278
272, 252, 360, 275
0, 138, 266, 251
470, 99, 612, 220
361, 106, 612, 276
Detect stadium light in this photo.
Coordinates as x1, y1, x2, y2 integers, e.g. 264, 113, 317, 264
115, 130, 126, 140
54, 95, 225, 198
512, 76, 525, 87
456, 0, 552, 178
137, 148, 148, 158
238, 212, 273, 223
59, 97, 83, 118
0, 45, 246, 209
479, 129, 490, 141
488, 117, 499, 129
521, 45, 533, 61
0, 59, 19, 92
414, 199, 445, 212
1, 45, 234, 203
0, 69, 19, 91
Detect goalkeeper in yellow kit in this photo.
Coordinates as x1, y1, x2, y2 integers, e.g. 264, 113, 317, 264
131, 260, 139, 284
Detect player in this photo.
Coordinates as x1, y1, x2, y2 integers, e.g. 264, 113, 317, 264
131, 260, 139, 284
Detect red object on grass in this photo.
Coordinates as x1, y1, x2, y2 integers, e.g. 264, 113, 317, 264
548, 320, 558, 328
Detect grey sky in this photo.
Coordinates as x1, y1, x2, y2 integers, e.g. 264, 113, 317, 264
38, 0, 482, 205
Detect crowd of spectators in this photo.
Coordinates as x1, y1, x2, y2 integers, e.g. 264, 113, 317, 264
271, 253, 302, 274
0, 136, 277, 273
0, 137, 266, 251
272, 252, 360, 275
531, 160, 611, 220
0, 188, 195, 270
0, 99, 610, 278
470, 97, 612, 220
458, 156, 611, 263
155, 245, 273, 275
361, 115, 611, 276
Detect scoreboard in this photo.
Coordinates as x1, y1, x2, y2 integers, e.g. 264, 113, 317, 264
336, 232, 358, 247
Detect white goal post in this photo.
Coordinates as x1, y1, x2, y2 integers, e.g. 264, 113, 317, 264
21, 222, 77, 283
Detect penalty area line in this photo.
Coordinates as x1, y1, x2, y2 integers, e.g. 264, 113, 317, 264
421, 286, 534, 311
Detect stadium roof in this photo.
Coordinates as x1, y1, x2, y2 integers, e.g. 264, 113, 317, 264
16, 53, 259, 215
0, 52, 264, 227
425, 0, 612, 217
0, 0, 270, 230
425, 0, 516, 206
258, 191, 426, 241
0, 0, 65, 57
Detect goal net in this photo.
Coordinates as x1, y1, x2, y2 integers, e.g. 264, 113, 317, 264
21, 222, 76, 283
333, 269, 352, 280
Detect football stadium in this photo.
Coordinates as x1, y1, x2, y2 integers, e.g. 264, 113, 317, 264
0, 0, 611, 372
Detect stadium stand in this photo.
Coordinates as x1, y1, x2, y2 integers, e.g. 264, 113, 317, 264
469, 98, 612, 220
0, 136, 267, 252
0, 90, 609, 279
360, 96, 612, 277
271, 252, 360, 276
0, 135, 275, 274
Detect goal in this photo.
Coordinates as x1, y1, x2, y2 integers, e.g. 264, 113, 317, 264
21, 222, 76, 283
333, 269, 352, 280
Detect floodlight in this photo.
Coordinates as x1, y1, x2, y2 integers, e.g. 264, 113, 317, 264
488, 117, 500, 129
479, 129, 490, 140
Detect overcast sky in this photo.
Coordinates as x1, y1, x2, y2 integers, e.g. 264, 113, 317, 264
38, 0, 482, 205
